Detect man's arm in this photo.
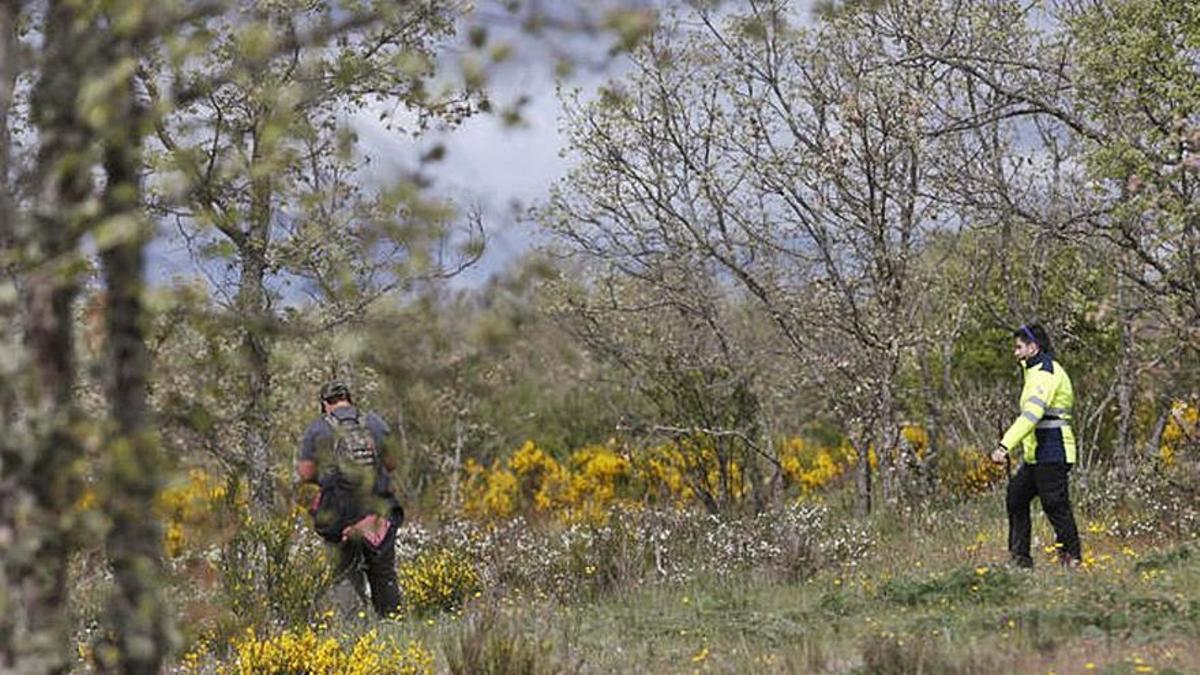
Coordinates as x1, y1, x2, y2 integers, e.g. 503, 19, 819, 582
297, 421, 322, 484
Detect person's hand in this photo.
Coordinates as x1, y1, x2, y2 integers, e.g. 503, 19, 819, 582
990, 447, 1008, 465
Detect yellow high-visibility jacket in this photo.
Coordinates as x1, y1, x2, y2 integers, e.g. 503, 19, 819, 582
1000, 353, 1076, 464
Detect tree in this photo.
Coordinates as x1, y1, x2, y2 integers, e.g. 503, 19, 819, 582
141, 0, 481, 517
0, 0, 474, 669
544, 263, 774, 514
92, 9, 176, 670
1069, 0, 1200, 460
886, 0, 1200, 462
2, 1, 106, 668
543, 0, 986, 513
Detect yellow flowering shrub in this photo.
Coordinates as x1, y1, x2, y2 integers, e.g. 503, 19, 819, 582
509, 440, 573, 512
508, 440, 559, 477
937, 446, 1006, 497
463, 436, 866, 521
900, 424, 929, 459
461, 430, 1028, 520
1160, 400, 1198, 466
462, 459, 518, 520
571, 444, 630, 489
220, 627, 433, 675
633, 443, 694, 508
564, 444, 633, 524
779, 437, 856, 495
464, 441, 639, 523
685, 437, 746, 502
631, 435, 748, 508
157, 468, 237, 558
397, 548, 482, 616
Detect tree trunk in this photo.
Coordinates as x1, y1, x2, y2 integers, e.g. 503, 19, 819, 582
878, 391, 899, 507
0, 0, 22, 432
240, 157, 274, 516
239, 264, 273, 516
744, 437, 766, 515
876, 349, 903, 508
854, 438, 872, 517
1, 1, 92, 669
451, 410, 463, 509
0, 0, 16, 246
1145, 407, 1169, 463
229, 134, 278, 617
1115, 264, 1136, 471
923, 337, 958, 494
95, 41, 174, 673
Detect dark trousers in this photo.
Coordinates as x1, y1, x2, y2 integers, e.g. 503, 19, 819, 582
1006, 462, 1081, 565
332, 517, 401, 618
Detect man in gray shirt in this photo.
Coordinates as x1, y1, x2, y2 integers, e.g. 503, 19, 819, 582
298, 381, 402, 617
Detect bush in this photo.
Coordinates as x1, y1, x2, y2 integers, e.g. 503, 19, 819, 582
1077, 464, 1200, 541
164, 473, 335, 651
779, 437, 856, 495
460, 436, 867, 523
933, 446, 1006, 498
219, 510, 335, 631
701, 504, 874, 581
157, 468, 242, 559
218, 627, 433, 675
397, 547, 482, 616
396, 500, 874, 607
879, 565, 1021, 607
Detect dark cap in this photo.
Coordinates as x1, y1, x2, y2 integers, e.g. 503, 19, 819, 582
319, 381, 352, 403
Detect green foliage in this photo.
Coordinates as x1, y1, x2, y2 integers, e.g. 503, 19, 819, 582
358, 266, 638, 476
1134, 545, 1193, 574
949, 324, 1012, 385
219, 510, 335, 633
1069, 0, 1200, 392
1071, 0, 1200, 150
879, 565, 1022, 607
603, 9, 657, 54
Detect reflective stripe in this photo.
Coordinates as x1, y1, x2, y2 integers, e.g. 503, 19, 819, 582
1027, 396, 1048, 409
1035, 419, 1068, 429
1021, 411, 1040, 424
1045, 407, 1070, 417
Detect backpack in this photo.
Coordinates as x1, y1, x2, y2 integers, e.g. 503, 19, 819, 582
325, 411, 378, 469
310, 477, 365, 544
309, 412, 384, 544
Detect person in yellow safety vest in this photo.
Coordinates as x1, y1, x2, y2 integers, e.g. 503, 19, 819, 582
990, 323, 1081, 568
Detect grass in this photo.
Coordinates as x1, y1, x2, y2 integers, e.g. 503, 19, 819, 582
375, 493, 1200, 674
174, 481, 1200, 674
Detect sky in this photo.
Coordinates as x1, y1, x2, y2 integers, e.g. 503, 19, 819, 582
351, 55, 598, 287
350, 3, 640, 288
